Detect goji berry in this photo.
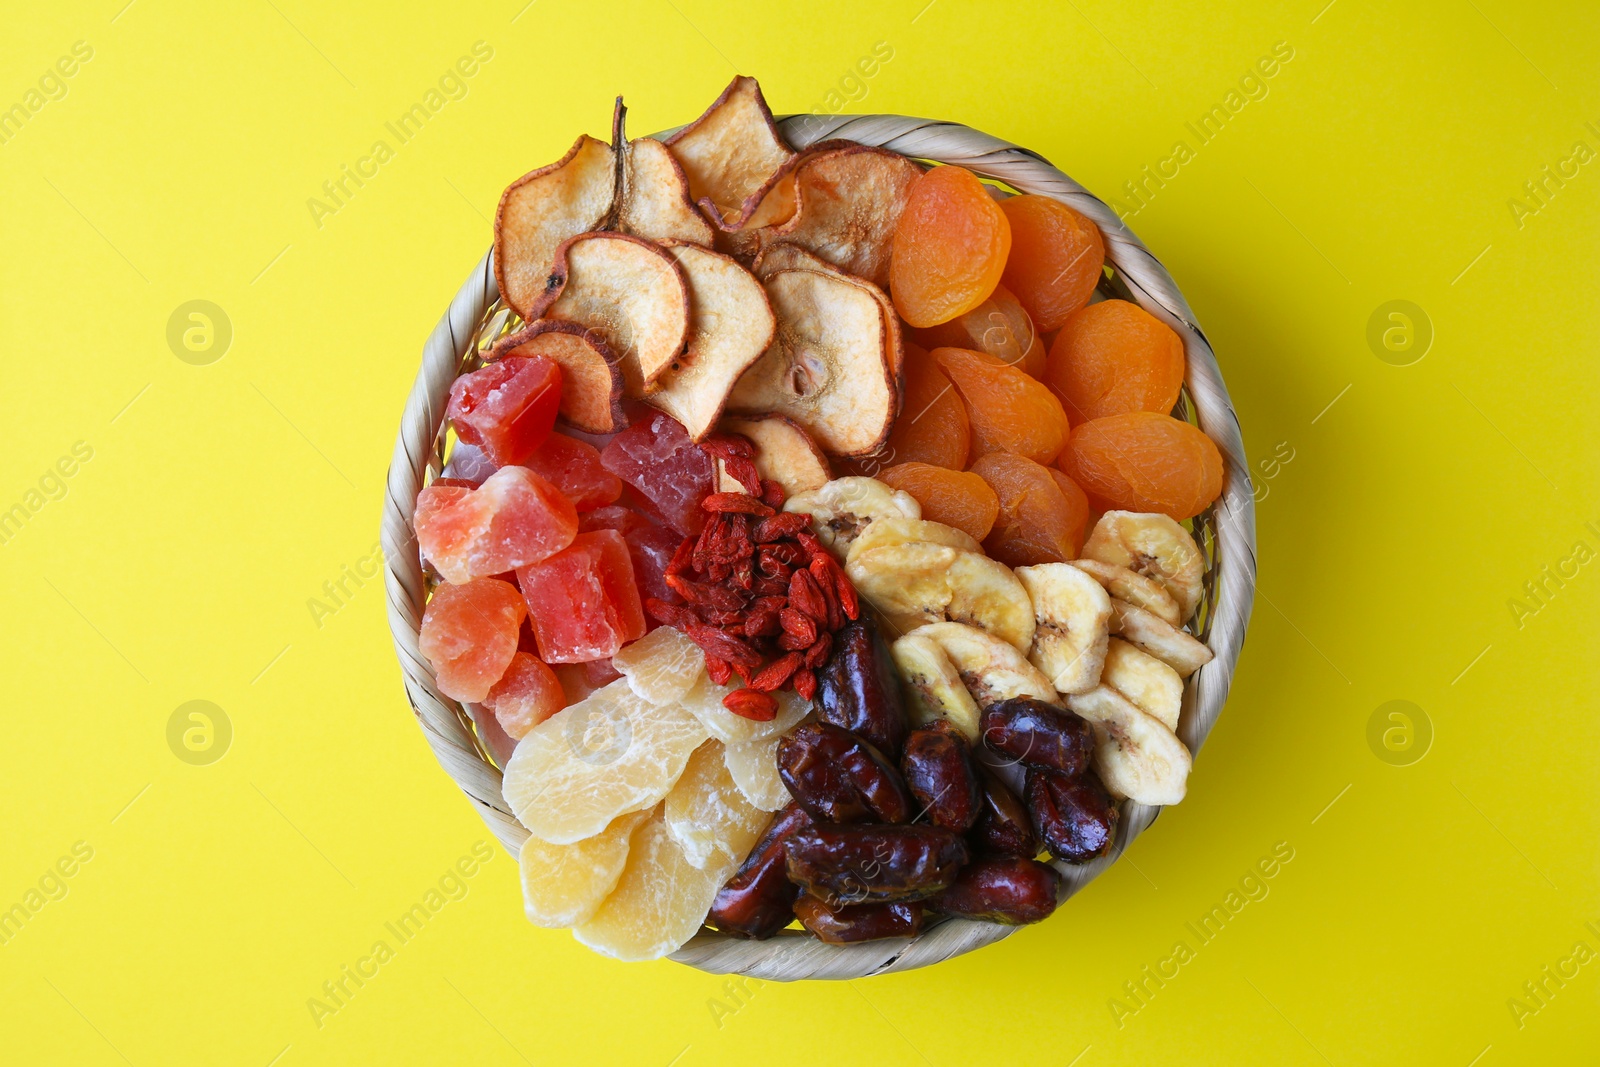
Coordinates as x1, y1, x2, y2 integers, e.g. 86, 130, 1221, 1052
761, 479, 786, 509
793, 669, 818, 701
779, 608, 818, 647
804, 632, 833, 669
753, 513, 809, 543
722, 687, 779, 721
702, 492, 775, 517
706, 656, 733, 686
749, 651, 804, 692
684, 621, 762, 673
787, 568, 829, 622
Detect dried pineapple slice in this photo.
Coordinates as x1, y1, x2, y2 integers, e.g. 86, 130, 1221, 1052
519, 808, 651, 928
613, 625, 705, 706
664, 741, 769, 869
723, 730, 794, 811
572, 808, 738, 961
503, 679, 708, 844
680, 675, 809, 744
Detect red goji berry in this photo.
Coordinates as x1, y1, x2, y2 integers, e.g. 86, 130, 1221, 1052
699, 433, 756, 460
749, 651, 804, 692
684, 621, 763, 673
702, 492, 775, 517
793, 669, 818, 701
804, 631, 833, 670
644, 598, 695, 629
778, 608, 818, 647
787, 568, 829, 622
753, 512, 809, 543
743, 611, 781, 639
722, 687, 779, 722
760, 479, 786, 509
705, 656, 733, 686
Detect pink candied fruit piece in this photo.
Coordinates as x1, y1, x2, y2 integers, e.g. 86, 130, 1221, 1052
580, 506, 684, 610
524, 432, 623, 512
517, 529, 647, 663
483, 651, 567, 739
447, 355, 561, 467
419, 578, 526, 702
441, 440, 499, 486
415, 467, 578, 584
599, 411, 714, 536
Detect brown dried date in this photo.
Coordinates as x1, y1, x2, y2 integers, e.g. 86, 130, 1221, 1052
969, 764, 1039, 858
776, 722, 911, 825
980, 696, 1095, 775
705, 803, 812, 939
784, 823, 969, 905
931, 856, 1061, 925
793, 895, 924, 943
1025, 767, 1118, 864
900, 726, 981, 831
817, 616, 908, 758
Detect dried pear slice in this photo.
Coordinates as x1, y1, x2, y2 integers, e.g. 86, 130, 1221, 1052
664, 75, 794, 227
727, 269, 896, 456
715, 414, 832, 496
502, 679, 708, 844
542, 232, 690, 395
572, 808, 737, 961
645, 243, 776, 440
490, 319, 627, 434
751, 242, 904, 377
619, 136, 715, 246
494, 134, 617, 319
757, 145, 924, 290
519, 808, 651, 928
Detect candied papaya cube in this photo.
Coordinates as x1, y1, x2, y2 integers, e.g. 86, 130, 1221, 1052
419, 578, 526, 702
484, 651, 567, 739
600, 411, 714, 536
518, 530, 647, 663
414, 466, 579, 584
524, 432, 623, 512
447, 355, 561, 467
579, 507, 684, 608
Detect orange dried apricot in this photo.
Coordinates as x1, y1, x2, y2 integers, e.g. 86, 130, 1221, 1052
970, 453, 1088, 567
908, 284, 1045, 378
1057, 411, 1222, 520
930, 347, 1069, 465
879, 462, 1001, 542
890, 166, 1011, 328
844, 343, 969, 473
1046, 299, 1185, 423
999, 195, 1105, 331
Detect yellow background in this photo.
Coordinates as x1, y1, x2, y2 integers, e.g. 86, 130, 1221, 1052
3, 1, 1596, 1063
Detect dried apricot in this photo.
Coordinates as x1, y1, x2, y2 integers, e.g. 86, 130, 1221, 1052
890, 166, 1011, 328
1057, 411, 1223, 520
999, 195, 1104, 331
909, 284, 1044, 378
845, 343, 968, 473
930, 347, 1069, 465
1046, 299, 1185, 423
879, 463, 1001, 542
971, 452, 1088, 567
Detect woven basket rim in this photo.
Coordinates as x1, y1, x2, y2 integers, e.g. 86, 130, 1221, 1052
381, 112, 1258, 982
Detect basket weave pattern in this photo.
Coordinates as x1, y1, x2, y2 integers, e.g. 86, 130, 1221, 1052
381, 114, 1257, 981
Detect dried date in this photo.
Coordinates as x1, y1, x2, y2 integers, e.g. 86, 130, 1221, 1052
776, 722, 910, 825
816, 617, 908, 759
705, 803, 812, 939
784, 823, 969, 906
793, 895, 924, 943
1025, 767, 1118, 864
980, 696, 1095, 775
931, 856, 1061, 925
900, 725, 981, 832
969, 764, 1039, 858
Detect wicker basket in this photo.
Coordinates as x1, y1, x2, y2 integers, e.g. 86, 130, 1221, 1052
381, 113, 1257, 981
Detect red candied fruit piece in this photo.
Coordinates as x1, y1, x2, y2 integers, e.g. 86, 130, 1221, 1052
523, 432, 623, 511
517, 529, 647, 663
414, 466, 578, 584
419, 578, 526, 702
599, 411, 715, 537
441, 440, 499, 486
447, 355, 561, 467
580, 506, 685, 611
483, 651, 567, 740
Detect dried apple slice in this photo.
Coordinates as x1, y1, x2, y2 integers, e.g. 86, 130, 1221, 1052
619, 137, 715, 246
664, 76, 793, 227
644, 243, 775, 440
490, 320, 627, 434
495, 135, 617, 320
755, 146, 924, 290
726, 269, 896, 456
541, 232, 690, 395
716, 414, 831, 495
519, 808, 651, 928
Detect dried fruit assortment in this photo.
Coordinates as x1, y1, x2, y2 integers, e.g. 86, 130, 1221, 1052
413, 76, 1228, 962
